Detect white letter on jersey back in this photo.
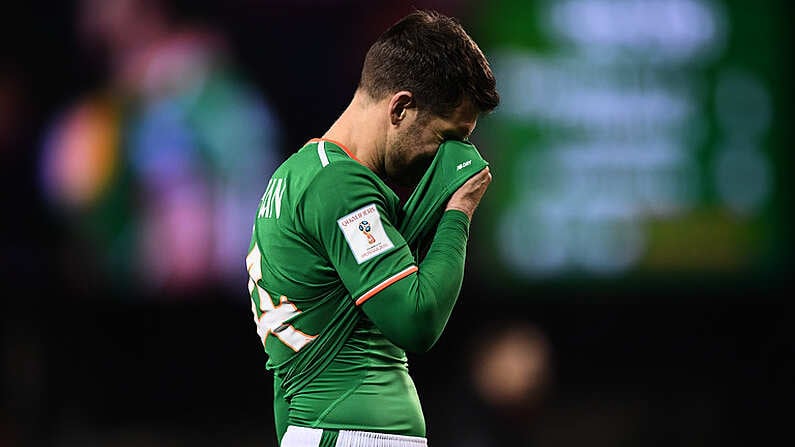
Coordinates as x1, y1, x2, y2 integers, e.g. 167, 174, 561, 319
258, 177, 287, 219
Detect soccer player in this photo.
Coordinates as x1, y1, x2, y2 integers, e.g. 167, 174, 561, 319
246, 10, 499, 447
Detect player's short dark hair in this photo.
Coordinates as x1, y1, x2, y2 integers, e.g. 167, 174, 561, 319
358, 10, 499, 118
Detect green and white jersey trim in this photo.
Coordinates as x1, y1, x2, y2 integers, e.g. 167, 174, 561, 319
317, 140, 330, 167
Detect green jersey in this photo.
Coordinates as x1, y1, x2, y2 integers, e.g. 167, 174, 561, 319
246, 139, 424, 435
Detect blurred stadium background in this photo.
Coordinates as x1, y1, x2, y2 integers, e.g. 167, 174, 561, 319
1, 0, 791, 446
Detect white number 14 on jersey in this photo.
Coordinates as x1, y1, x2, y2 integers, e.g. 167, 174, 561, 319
246, 245, 316, 351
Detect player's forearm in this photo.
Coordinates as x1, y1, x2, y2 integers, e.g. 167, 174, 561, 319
407, 209, 470, 349
362, 209, 470, 352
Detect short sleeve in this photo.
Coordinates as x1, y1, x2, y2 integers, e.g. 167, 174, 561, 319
298, 162, 417, 305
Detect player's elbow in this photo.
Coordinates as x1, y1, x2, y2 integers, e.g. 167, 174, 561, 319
378, 323, 438, 353
399, 339, 435, 354
407, 338, 439, 354
399, 325, 442, 354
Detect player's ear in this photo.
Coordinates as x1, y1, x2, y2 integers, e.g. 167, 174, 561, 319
388, 91, 414, 126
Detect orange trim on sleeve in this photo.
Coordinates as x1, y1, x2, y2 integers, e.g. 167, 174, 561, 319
308, 138, 361, 163
355, 265, 419, 306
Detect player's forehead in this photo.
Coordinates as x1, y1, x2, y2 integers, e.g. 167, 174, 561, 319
432, 100, 479, 139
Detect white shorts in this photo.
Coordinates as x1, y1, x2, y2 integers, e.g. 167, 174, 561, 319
281, 426, 428, 447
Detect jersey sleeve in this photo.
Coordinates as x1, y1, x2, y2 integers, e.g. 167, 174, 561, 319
298, 162, 416, 304
360, 209, 470, 353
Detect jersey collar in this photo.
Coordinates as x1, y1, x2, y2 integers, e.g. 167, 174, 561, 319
307, 138, 361, 163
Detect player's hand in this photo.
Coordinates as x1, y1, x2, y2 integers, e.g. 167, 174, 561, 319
446, 167, 492, 220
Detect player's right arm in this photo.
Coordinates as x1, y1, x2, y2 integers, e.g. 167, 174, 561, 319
300, 163, 490, 353
359, 167, 491, 352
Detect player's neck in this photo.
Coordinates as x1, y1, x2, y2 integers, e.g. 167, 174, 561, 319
323, 90, 386, 176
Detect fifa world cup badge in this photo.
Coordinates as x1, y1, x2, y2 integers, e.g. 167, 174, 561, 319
337, 203, 395, 264
358, 221, 376, 244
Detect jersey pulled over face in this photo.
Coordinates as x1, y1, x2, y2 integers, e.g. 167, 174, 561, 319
386, 99, 479, 187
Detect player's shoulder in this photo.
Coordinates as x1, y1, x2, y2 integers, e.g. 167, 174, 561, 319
297, 140, 400, 213
300, 139, 382, 189
268, 139, 358, 195
280, 139, 358, 174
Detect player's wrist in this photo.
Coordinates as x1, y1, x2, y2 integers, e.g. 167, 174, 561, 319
444, 205, 473, 221
441, 208, 471, 231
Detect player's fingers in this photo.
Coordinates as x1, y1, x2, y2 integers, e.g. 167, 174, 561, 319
480, 167, 492, 187
474, 168, 491, 192
465, 167, 491, 189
